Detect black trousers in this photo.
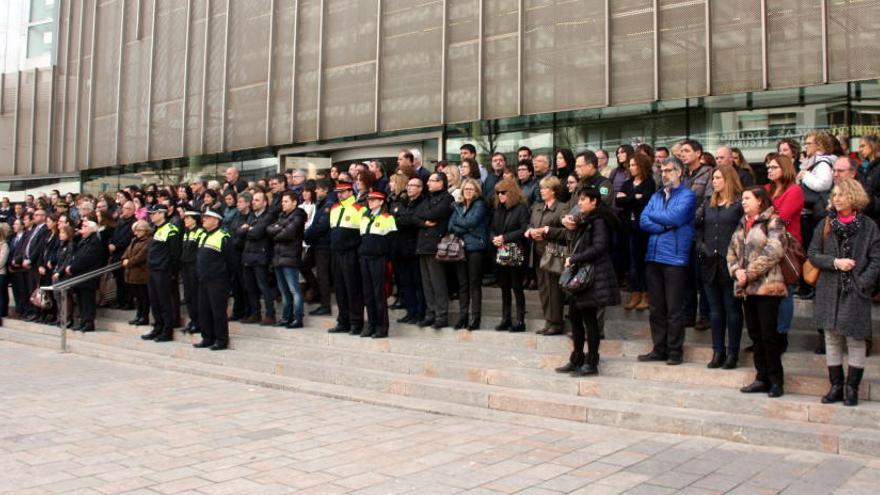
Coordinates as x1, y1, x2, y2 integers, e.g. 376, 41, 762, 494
148, 269, 174, 336
243, 264, 275, 318
76, 287, 96, 325
419, 255, 449, 323
332, 249, 363, 330
646, 262, 687, 358
199, 280, 229, 346
743, 295, 785, 386
231, 265, 250, 319
181, 264, 200, 329
171, 273, 181, 327
360, 256, 389, 334
313, 248, 332, 309
455, 251, 483, 321
496, 265, 525, 322
112, 266, 130, 306
394, 255, 425, 320
131, 283, 149, 320
10, 271, 29, 316
570, 305, 601, 357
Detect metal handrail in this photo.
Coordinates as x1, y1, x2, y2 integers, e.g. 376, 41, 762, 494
40, 261, 122, 292
39, 261, 122, 352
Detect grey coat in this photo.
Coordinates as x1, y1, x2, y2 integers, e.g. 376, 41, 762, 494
807, 214, 880, 338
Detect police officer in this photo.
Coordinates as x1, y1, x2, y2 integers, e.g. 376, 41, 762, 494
180, 210, 206, 335
141, 205, 182, 342
327, 182, 365, 335
193, 208, 237, 351
358, 191, 397, 339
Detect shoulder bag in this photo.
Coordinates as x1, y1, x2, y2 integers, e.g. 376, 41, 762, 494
436, 233, 466, 262
803, 218, 830, 286
539, 241, 569, 275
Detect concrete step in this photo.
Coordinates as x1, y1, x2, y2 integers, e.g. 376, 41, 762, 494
3, 321, 879, 457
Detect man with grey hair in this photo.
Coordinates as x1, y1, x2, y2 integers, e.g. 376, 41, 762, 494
716, 145, 753, 187
533, 154, 551, 181
224, 167, 248, 195
108, 200, 137, 310
65, 219, 106, 332
637, 157, 696, 366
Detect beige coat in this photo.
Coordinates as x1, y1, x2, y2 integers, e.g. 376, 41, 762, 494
726, 207, 787, 298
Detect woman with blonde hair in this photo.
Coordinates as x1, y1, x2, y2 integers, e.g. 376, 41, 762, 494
525, 175, 567, 335
697, 164, 744, 369
448, 178, 489, 329
809, 178, 880, 406
490, 178, 531, 332
444, 165, 463, 202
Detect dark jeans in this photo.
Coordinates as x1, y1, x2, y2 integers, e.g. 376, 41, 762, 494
455, 251, 483, 321
419, 255, 449, 323
231, 265, 250, 319
148, 269, 174, 336
496, 265, 525, 322
112, 266, 129, 306
332, 249, 364, 330
704, 280, 743, 354
243, 264, 275, 318
181, 264, 200, 328
199, 280, 229, 346
76, 287, 96, 325
360, 256, 389, 332
628, 228, 649, 292
570, 305, 601, 357
646, 262, 687, 358
683, 245, 709, 322
131, 283, 149, 320
0, 273, 7, 317
744, 295, 785, 386
395, 255, 425, 320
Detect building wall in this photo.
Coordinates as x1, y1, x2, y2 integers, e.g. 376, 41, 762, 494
1, 0, 879, 178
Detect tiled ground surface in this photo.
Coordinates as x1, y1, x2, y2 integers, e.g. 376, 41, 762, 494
1, 341, 878, 495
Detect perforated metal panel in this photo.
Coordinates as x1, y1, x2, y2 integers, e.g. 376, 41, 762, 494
33, 68, 52, 174
0, 74, 19, 174
91, 0, 122, 168
321, 0, 378, 139
766, 0, 823, 89
711, 0, 763, 95
16, 71, 34, 175
150, 0, 187, 161
269, 0, 296, 144
203, 0, 228, 153
483, 0, 519, 119
828, 0, 880, 83
378, 0, 443, 132
658, 0, 706, 100
185, 0, 207, 157
226, 0, 270, 150
446, 0, 480, 123
118, 0, 149, 165
294, 0, 320, 142
610, 0, 655, 105
523, 0, 606, 115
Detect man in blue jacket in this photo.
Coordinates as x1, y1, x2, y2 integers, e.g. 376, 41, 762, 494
637, 157, 696, 365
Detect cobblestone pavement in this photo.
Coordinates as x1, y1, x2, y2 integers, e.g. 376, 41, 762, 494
1, 342, 878, 495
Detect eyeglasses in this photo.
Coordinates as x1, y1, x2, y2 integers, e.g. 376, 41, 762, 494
495, 191, 508, 196
766, 165, 780, 170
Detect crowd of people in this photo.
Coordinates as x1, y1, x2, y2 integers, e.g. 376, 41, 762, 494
1, 131, 879, 406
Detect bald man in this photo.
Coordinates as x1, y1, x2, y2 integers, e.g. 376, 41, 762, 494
223, 167, 248, 195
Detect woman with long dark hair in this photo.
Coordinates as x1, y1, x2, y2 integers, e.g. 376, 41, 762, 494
490, 178, 531, 332
617, 153, 655, 311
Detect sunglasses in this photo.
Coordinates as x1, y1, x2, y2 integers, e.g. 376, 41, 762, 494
495, 191, 508, 195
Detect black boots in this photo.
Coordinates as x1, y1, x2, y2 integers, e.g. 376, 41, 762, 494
555, 351, 584, 373
821, 365, 844, 404
495, 319, 511, 331
707, 352, 726, 369
844, 366, 864, 407
722, 352, 739, 369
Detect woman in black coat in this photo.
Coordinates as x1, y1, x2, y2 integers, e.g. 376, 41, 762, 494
37, 215, 61, 324
556, 188, 620, 376
415, 172, 455, 329
490, 178, 531, 332
391, 176, 427, 324
267, 191, 307, 329
52, 225, 76, 328
63, 221, 107, 332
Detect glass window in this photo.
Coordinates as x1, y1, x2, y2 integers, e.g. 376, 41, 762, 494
445, 119, 554, 165
30, 0, 55, 23
27, 23, 53, 59
554, 101, 688, 154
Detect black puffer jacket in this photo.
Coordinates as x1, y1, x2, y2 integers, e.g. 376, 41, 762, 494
569, 206, 620, 309
267, 208, 306, 268
415, 190, 454, 255
390, 193, 423, 258
239, 209, 275, 266
489, 202, 530, 250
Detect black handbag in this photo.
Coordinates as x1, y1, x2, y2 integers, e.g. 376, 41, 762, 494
436, 233, 466, 262
559, 263, 594, 294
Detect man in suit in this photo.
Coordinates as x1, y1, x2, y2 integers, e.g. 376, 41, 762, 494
22, 209, 49, 321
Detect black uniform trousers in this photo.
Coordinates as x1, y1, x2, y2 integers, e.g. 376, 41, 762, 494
360, 256, 388, 336
231, 264, 250, 319
646, 262, 687, 358
148, 269, 174, 337
112, 266, 130, 307
181, 263, 200, 329
743, 295, 785, 386
332, 249, 363, 330
199, 281, 230, 346
76, 287, 96, 325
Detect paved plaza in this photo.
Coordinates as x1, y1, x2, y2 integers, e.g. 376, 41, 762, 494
1, 341, 879, 495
